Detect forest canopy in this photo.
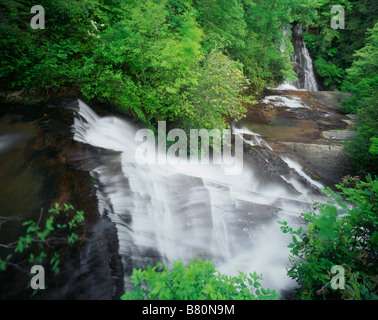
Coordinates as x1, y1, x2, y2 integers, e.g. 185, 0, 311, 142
0, 0, 377, 174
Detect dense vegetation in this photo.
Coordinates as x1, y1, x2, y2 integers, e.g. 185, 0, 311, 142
342, 23, 378, 176
121, 258, 279, 300
0, 0, 377, 300
279, 175, 377, 300
0, 0, 346, 132
1, 1, 376, 155
303, 0, 377, 90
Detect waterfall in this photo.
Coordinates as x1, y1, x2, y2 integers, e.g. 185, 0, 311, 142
276, 25, 319, 91
290, 25, 319, 91
72, 100, 324, 293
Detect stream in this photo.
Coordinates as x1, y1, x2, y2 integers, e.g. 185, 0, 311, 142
72, 99, 324, 295
0, 25, 352, 299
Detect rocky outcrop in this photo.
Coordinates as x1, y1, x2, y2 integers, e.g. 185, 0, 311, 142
239, 90, 354, 189
0, 99, 124, 299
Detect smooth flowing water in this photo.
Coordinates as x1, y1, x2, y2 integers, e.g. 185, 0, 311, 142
0, 24, 324, 297
68, 26, 324, 294
290, 25, 319, 92
72, 100, 324, 294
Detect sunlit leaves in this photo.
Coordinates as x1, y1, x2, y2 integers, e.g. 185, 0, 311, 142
121, 257, 279, 300
279, 175, 378, 299
184, 50, 248, 131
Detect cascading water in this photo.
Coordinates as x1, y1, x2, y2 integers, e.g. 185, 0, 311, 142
72, 100, 324, 294
290, 25, 319, 91
275, 24, 319, 92
266, 24, 319, 115
66, 25, 324, 296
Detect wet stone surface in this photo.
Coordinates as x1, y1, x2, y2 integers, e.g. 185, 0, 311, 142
237, 90, 353, 189
0, 99, 124, 299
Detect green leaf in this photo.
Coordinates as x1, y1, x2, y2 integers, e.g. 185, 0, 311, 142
120, 292, 132, 300
371, 232, 378, 244
280, 226, 288, 233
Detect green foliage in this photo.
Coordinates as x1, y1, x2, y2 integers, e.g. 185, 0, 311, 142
182, 50, 249, 132
312, 57, 344, 88
79, 0, 204, 128
0, 0, 327, 136
0, 0, 95, 91
302, 0, 377, 90
0, 203, 85, 277
342, 22, 378, 114
279, 175, 378, 300
369, 137, 378, 155
193, 0, 247, 52
344, 100, 378, 176
340, 23, 378, 176
121, 258, 279, 300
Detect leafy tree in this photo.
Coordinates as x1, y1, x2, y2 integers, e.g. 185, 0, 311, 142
303, 0, 377, 89
369, 137, 378, 156
342, 23, 378, 112
342, 23, 378, 176
182, 49, 249, 132
0, 0, 95, 92
79, 0, 203, 128
193, 0, 247, 53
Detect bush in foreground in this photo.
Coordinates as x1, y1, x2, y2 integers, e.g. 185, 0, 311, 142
121, 258, 279, 300
279, 175, 378, 300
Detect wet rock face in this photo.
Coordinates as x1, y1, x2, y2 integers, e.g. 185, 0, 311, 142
291, 25, 320, 92
238, 90, 353, 189
0, 90, 354, 298
0, 99, 123, 299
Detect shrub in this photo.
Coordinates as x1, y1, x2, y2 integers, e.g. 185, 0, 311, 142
279, 175, 378, 300
121, 258, 279, 300
0, 203, 85, 296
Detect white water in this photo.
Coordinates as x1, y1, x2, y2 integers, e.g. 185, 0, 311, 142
297, 44, 319, 92
263, 26, 320, 109
232, 126, 273, 151
0, 133, 25, 154
291, 26, 319, 91
274, 83, 304, 91
261, 95, 308, 109
274, 25, 319, 92
281, 156, 324, 190
71, 100, 324, 294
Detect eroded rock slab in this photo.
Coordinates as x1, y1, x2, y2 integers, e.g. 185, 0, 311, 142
0, 99, 124, 299
238, 90, 354, 189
